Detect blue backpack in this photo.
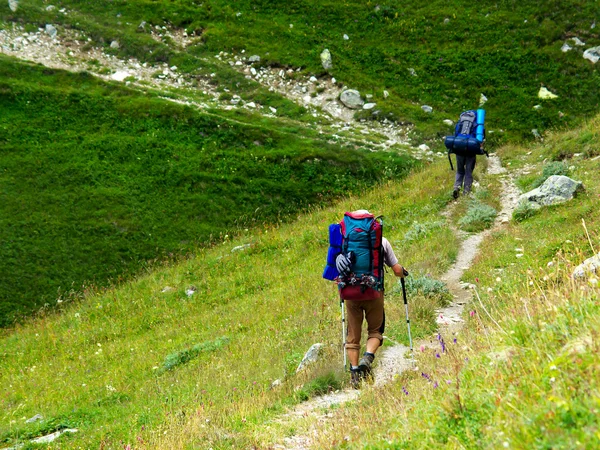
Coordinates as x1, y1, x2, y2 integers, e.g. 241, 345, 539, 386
444, 109, 487, 169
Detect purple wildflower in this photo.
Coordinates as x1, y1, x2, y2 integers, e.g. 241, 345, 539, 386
436, 353, 440, 358
402, 386, 409, 395
433, 381, 438, 388
453, 338, 457, 344
421, 372, 431, 380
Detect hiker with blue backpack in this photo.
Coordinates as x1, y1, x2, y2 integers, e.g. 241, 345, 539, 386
323, 210, 407, 387
444, 109, 488, 198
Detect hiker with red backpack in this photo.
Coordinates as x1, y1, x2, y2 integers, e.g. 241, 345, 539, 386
323, 210, 407, 387
444, 109, 488, 198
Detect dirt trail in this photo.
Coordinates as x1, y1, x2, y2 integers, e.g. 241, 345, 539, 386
272, 154, 519, 449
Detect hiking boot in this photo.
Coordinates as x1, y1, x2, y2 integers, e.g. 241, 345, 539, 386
358, 352, 375, 376
350, 367, 362, 389
452, 188, 459, 199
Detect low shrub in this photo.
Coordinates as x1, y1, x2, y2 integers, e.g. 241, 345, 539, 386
160, 337, 230, 372
458, 200, 497, 232
512, 201, 537, 222
532, 161, 569, 188
399, 275, 452, 306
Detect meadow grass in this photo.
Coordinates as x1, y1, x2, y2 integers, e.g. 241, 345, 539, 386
258, 114, 600, 449
0, 55, 415, 327
0, 159, 458, 449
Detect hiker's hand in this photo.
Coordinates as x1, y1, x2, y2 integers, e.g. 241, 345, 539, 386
336, 253, 352, 276
392, 264, 407, 278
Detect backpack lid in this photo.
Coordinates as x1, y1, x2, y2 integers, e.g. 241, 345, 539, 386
345, 210, 374, 220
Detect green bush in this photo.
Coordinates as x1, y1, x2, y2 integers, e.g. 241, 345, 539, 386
296, 372, 342, 401
532, 161, 569, 188
161, 337, 230, 372
400, 275, 452, 306
512, 201, 537, 222
403, 221, 444, 243
458, 200, 497, 232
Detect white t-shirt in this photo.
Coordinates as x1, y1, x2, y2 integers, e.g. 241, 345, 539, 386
382, 237, 398, 267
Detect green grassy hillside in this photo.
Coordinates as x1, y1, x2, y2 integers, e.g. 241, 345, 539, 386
4, 0, 600, 139
0, 161, 458, 449
0, 55, 415, 326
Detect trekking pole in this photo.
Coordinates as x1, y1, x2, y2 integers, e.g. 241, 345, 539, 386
400, 273, 414, 354
340, 299, 347, 371
448, 152, 454, 170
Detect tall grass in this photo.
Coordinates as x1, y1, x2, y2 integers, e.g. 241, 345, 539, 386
0, 159, 458, 449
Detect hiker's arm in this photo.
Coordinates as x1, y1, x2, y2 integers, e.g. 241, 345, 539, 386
382, 238, 406, 277
391, 263, 406, 278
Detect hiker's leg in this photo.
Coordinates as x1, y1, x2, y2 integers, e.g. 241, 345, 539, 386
345, 300, 363, 367
454, 155, 466, 190
463, 156, 477, 194
364, 297, 385, 354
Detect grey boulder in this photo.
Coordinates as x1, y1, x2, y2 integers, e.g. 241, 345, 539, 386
8, 0, 18, 12
296, 343, 324, 373
339, 89, 364, 109
45, 24, 58, 38
248, 55, 261, 63
583, 46, 600, 64
320, 48, 333, 70
572, 253, 600, 279
518, 175, 583, 210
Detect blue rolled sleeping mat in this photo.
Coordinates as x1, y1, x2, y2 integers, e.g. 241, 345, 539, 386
322, 223, 343, 281
444, 136, 484, 156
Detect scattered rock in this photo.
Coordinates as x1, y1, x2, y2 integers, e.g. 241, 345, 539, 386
571, 37, 586, 46
320, 48, 333, 70
309, 76, 318, 83
138, 21, 146, 31
479, 93, 488, 106
421, 105, 433, 113
8, 0, 18, 12
25, 414, 44, 423
185, 286, 197, 297
31, 429, 78, 444
339, 89, 364, 109
161, 286, 175, 293
45, 24, 58, 39
531, 129, 541, 139
572, 253, 600, 279
533, 104, 542, 110
518, 175, 584, 210
443, 18, 450, 24
583, 46, 600, 63
111, 71, 130, 82
363, 102, 376, 110
269, 106, 277, 114
408, 68, 417, 77
231, 244, 251, 253
110, 40, 120, 49
343, 34, 349, 40
443, 119, 454, 126
246, 102, 256, 108
271, 379, 283, 389
250, 67, 257, 76
296, 343, 324, 373
538, 87, 558, 99
561, 42, 573, 52
383, 90, 389, 99
418, 144, 430, 151
248, 55, 260, 63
